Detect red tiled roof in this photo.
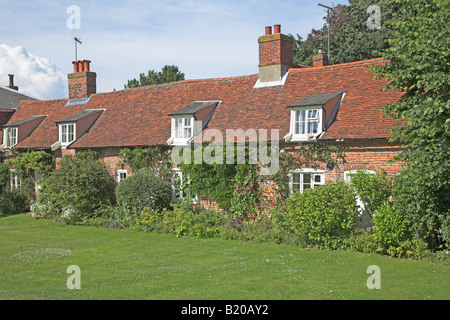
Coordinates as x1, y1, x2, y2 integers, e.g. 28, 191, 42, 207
9, 58, 403, 150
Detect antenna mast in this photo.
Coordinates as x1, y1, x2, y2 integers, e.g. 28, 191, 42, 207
318, 3, 333, 65
74, 37, 82, 61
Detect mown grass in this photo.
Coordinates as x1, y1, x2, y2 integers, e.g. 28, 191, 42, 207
0, 214, 448, 300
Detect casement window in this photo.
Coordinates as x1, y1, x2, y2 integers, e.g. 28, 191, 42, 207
289, 168, 325, 195
3, 127, 18, 148
173, 116, 194, 144
172, 168, 196, 203
59, 123, 76, 147
9, 170, 21, 189
290, 108, 323, 141
117, 169, 128, 183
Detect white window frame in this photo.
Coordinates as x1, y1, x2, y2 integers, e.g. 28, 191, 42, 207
9, 169, 21, 189
3, 127, 18, 148
59, 122, 76, 147
172, 116, 194, 145
290, 107, 323, 141
289, 168, 325, 195
117, 169, 128, 183
172, 168, 197, 203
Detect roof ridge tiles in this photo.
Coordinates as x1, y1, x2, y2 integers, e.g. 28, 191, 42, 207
289, 57, 386, 73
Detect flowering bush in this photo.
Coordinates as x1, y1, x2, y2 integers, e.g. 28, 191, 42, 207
229, 168, 261, 218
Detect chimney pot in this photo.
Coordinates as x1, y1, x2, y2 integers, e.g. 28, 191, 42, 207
7, 74, 18, 91
68, 59, 96, 100
83, 60, 91, 72
78, 60, 84, 72
274, 24, 281, 34
8, 74, 14, 87
72, 61, 79, 73
265, 26, 272, 35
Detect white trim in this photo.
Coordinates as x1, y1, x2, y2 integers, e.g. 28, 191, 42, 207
117, 169, 128, 183
3, 126, 18, 148
171, 116, 194, 146
289, 107, 323, 142
289, 168, 325, 195
253, 71, 289, 88
59, 122, 76, 147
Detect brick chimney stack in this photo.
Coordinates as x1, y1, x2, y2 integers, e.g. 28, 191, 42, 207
312, 50, 329, 68
7, 74, 19, 91
258, 24, 295, 83
68, 60, 96, 100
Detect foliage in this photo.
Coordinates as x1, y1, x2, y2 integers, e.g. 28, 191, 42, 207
119, 146, 172, 181
348, 169, 392, 217
292, 0, 404, 66
124, 65, 185, 89
115, 167, 172, 212
286, 181, 359, 249
7, 151, 54, 176
0, 189, 29, 216
0, 163, 10, 194
272, 143, 345, 205
180, 143, 262, 213
34, 151, 116, 223
372, 200, 409, 248
371, 0, 450, 250
392, 168, 450, 250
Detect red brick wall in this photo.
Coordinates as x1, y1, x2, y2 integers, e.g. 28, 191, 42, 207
58, 140, 404, 211
258, 33, 294, 67
67, 71, 97, 100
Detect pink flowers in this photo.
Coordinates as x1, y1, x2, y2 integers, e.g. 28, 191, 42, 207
389, 196, 394, 203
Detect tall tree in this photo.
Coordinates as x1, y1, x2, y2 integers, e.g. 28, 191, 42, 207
371, 0, 449, 249
124, 65, 185, 89
292, 0, 403, 66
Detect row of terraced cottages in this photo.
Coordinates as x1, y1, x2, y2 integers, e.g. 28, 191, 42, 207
0, 25, 404, 219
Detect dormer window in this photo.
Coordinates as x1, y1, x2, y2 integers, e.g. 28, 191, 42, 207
55, 109, 103, 149
59, 123, 76, 147
3, 127, 18, 148
286, 92, 345, 142
2, 115, 47, 149
168, 101, 221, 146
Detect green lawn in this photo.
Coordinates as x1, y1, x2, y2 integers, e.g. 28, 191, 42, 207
0, 214, 448, 300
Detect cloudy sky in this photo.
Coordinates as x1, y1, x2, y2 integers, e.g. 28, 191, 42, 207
0, 0, 348, 100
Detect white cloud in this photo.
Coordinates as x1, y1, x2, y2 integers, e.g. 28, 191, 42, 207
0, 43, 66, 100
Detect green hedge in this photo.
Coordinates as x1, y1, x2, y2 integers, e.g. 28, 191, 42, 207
115, 167, 172, 212
286, 181, 359, 249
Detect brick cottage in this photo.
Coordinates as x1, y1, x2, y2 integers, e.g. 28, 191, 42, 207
1, 25, 404, 213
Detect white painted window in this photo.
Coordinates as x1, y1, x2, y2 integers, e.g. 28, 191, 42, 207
172, 116, 194, 144
172, 168, 197, 203
3, 127, 18, 148
59, 123, 76, 147
9, 169, 20, 189
290, 108, 323, 141
289, 168, 325, 195
117, 169, 128, 183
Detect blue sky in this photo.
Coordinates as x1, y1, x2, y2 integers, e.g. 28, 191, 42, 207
0, 0, 349, 99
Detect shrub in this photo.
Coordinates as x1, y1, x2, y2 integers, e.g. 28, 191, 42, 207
349, 169, 391, 217
286, 181, 359, 249
392, 168, 450, 250
115, 167, 172, 212
372, 200, 410, 249
34, 151, 116, 223
0, 189, 29, 216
